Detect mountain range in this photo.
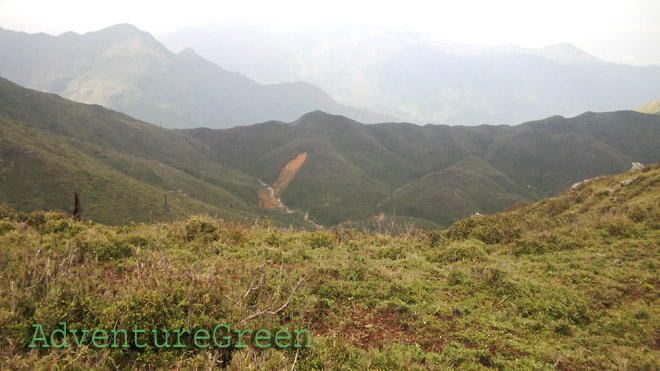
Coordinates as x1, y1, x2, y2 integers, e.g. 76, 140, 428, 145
0, 24, 396, 129
185, 109, 660, 226
162, 24, 660, 125
2, 76, 658, 227
0, 76, 317, 226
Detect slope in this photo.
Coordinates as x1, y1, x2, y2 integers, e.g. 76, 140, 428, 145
379, 157, 536, 227
0, 77, 310, 226
1, 164, 659, 369
0, 24, 397, 129
163, 25, 660, 125
187, 110, 660, 227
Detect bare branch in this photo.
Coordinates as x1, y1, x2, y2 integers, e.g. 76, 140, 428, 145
239, 272, 307, 326
243, 272, 265, 300
242, 262, 268, 300
224, 295, 240, 306
290, 348, 300, 371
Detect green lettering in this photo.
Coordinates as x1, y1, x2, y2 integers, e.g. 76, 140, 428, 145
213, 324, 231, 348
92, 329, 108, 348
275, 329, 291, 348
194, 329, 210, 348
173, 329, 190, 348
235, 328, 251, 348
153, 329, 171, 348
294, 329, 312, 348
133, 325, 147, 348
50, 322, 68, 348
70, 329, 89, 347
29, 324, 49, 348
110, 329, 129, 348
254, 329, 271, 348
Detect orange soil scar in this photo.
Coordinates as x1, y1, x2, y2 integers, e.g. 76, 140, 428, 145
273, 152, 307, 196
258, 189, 279, 209
258, 152, 307, 209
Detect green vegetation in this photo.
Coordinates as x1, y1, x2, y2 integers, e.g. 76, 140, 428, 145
1, 164, 659, 369
190, 110, 660, 227
1, 77, 659, 229
0, 77, 313, 228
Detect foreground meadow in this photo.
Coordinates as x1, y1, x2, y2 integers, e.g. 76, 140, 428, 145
1, 165, 659, 370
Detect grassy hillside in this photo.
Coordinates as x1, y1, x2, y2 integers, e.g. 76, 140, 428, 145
2, 77, 660, 228
379, 157, 536, 227
0, 77, 313, 227
188, 110, 660, 227
187, 112, 509, 226
1, 164, 658, 369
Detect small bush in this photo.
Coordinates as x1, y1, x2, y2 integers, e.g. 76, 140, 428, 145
305, 231, 336, 249
0, 203, 17, 219
184, 217, 219, 242
554, 322, 573, 336
331, 225, 360, 243
627, 205, 647, 223
265, 231, 282, 246
446, 214, 524, 245
426, 239, 486, 264
447, 269, 468, 286
27, 211, 47, 230
0, 220, 14, 235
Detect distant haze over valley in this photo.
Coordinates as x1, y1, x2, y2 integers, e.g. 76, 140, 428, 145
162, 24, 660, 126
1, 23, 660, 129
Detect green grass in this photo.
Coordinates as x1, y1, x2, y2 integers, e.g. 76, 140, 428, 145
1, 164, 659, 369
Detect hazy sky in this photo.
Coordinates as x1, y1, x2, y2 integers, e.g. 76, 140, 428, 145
1, 0, 659, 66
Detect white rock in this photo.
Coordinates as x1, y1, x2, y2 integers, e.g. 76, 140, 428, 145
620, 178, 636, 186
630, 162, 644, 171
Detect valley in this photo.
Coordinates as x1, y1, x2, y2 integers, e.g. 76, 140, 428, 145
1, 75, 659, 228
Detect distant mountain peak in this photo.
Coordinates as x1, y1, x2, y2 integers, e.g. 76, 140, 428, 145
99, 23, 142, 34
178, 47, 197, 56
534, 43, 599, 64
296, 110, 345, 121
83, 23, 160, 46
290, 110, 362, 130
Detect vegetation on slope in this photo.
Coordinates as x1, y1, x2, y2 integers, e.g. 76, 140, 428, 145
0, 77, 314, 227
189, 110, 660, 227
1, 164, 659, 369
2, 76, 659, 228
